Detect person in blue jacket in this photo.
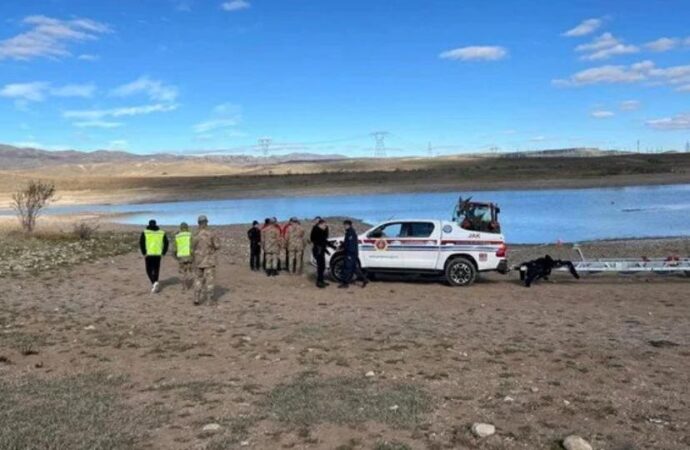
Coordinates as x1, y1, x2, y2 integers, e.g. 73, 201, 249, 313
339, 220, 368, 289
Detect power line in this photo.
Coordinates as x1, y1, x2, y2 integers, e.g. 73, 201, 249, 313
371, 131, 389, 157
258, 137, 272, 156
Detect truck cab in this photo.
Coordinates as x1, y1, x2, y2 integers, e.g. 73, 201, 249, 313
324, 212, 508, 286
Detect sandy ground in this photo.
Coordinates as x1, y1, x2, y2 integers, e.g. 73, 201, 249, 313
1, 224, 689, 449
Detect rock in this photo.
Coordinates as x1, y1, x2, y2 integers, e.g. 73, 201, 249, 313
389, 405, 399, 411
202, 423, 221, 432
503, 396, 515, 402
471, 423, 496, 438
530, 386, 539, 393
562, 435, 592, 450
84, 325, 96, 331
365, 371, 375, 377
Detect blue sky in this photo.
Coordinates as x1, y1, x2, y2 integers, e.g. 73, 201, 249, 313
1, 0, 689, 157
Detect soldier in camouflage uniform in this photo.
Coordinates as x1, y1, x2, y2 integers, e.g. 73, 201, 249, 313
286, 218, 306, 274
192, 215, 221, 304
261, 218, 281, 276
173, 222, 194, 290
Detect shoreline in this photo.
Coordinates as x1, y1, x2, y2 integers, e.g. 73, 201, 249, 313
1, 173, 688, 208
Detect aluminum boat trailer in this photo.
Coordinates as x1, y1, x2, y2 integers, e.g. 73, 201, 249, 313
552, 245, 690, 277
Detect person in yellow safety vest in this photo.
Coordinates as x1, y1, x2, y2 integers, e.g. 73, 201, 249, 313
173, 222, 193, 291
139, 219, 169, 293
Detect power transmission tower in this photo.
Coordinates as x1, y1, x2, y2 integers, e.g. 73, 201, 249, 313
427, 142, 434, 157
371, 131, 389, 157
636, 139, 640, 153
685, 141, 689, 153
258, 138, 272, 157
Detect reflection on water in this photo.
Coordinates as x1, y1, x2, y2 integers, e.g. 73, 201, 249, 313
4, 184, 690, 244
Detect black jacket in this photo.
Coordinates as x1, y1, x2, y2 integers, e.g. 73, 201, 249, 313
343, 227, 359, 256
310, 225, 335, 249
247, 227, 261, 246
139, 225, 169, 256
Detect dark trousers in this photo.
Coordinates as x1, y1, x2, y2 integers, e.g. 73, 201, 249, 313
343, 254, 365, 284
313, 246, 326, 284
250, 244, 261, 270
145, 256, 161, 284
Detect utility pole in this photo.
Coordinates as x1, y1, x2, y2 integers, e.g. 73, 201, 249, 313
685, 141, 689, 153
427, 142, 434, 157
258, 137, 272, 157
371, 131, 389, 157
636, 139, 640, 153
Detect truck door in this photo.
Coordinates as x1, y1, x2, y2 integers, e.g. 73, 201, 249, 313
363, 221, 439, 270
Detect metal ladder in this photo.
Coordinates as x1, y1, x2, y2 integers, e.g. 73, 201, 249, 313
555, 245, 690, 276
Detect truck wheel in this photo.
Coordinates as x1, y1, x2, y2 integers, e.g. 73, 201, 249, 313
445, 257, 476, 286
685, 271, 690, 278
329, 254, 347, 283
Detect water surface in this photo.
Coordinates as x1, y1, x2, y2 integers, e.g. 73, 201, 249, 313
4, 184, 690, 243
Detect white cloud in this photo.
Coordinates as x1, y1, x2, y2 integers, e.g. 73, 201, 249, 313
562, 18, 603, 37
553, 61, 652, 86
77, 53, 99, 61
0, 15, 110, 61
644, 37, 679, 52
193, 118, 239, 134
51, 83, 96, 98
646, 113, 690, 130
63, 103, 178, 120
0, 82, 50, 102
73, 120, 123, 128
110, 76, 178, 102
591, 110, 615, 118
439, 46, 507, 61
620, 100, 641, 111
576, 33, 638, 60
678, 84, 690, 92
221, 0, 250, 12
193, 102, 242, 134
0, 82, 96, 104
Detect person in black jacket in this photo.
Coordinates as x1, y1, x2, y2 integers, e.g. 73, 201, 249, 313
310, 218, 335, 288
247, 220, 262, 271
339, 220, 368, 289
139, 219, 169, 293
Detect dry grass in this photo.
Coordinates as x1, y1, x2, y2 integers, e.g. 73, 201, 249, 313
0, 373, 167, 450
265, 372, 432, 428
0, 229, 136, 277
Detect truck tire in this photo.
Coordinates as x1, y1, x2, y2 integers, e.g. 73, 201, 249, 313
445, 257, 477, 287
329, 254, 347, 283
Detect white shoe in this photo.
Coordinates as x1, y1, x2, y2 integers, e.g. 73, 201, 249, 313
152, 282, 160, 293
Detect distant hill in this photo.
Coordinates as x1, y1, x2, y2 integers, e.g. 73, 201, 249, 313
0, 144, 346, 170
500, 148, 630, 158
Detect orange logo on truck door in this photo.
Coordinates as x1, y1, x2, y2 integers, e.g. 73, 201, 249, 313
374, 239, 388, 251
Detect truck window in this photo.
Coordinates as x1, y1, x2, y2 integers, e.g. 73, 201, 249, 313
401, 222, 435, 238
369, 223, 402, 238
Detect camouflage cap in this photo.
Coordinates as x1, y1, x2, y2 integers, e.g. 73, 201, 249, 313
197, 215, 208, 223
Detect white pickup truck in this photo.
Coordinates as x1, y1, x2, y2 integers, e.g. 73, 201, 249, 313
324, 209, 508, 286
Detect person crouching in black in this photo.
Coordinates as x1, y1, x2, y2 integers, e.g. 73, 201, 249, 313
520, 254, 580, 287
310, 218, 335, 288
247, 220, 261, 271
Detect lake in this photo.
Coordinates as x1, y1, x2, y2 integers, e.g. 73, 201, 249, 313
4, 184, 690, 244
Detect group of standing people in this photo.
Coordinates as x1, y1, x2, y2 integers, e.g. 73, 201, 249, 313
140, 215, 220, 305
247, 217, 307, 276
249, 216, 367, 289
140, 215, 366, 305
